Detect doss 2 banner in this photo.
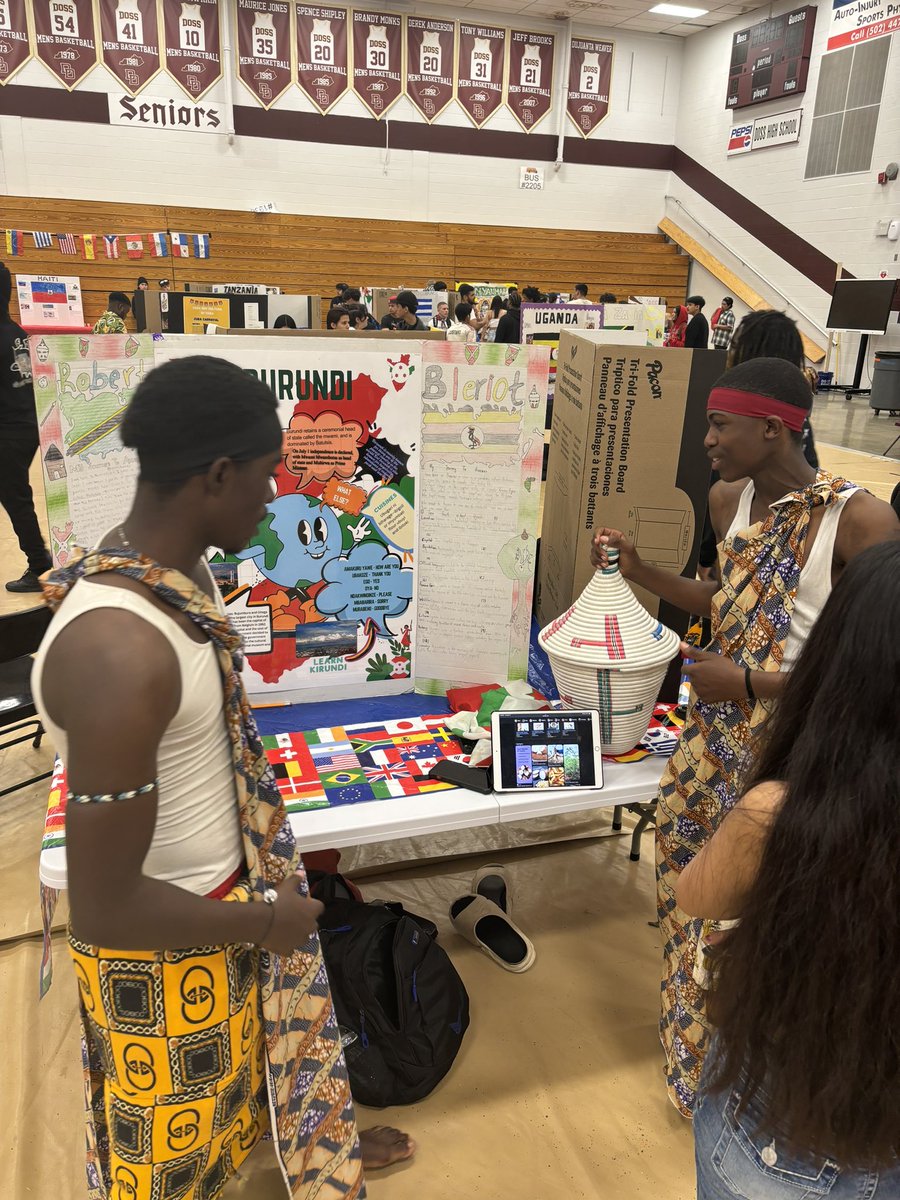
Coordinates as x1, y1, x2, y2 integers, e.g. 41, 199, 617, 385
0, 0, 32, 84
567, 37, 613, 137
97, 0, 162, 94
163, 0, 221, 99
351, 8, 402, 118
235, 0, 291, 107
295, 4, 349, 113
405, 15, 455, 122
507, 28, 554, 131
456, 23, 505, 128
33, 0, 98, 89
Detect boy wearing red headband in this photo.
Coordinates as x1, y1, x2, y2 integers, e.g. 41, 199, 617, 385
591, 357, 898, 1117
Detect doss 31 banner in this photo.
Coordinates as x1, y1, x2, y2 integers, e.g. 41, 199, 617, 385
235, 0, 291, 107
567, 37, 613, 137
0, 0, 32, 84
295, 3, 348, 113
456, 23, 505, 128
405, 15, 454, 122
97, 0, 162, 94
33, 0, 98, 89
163, 0, 221, 98
507, 28, 554, 131
352, 8, 402, 118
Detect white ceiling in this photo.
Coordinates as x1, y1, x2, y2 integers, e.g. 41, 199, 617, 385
409, 0, 772, 37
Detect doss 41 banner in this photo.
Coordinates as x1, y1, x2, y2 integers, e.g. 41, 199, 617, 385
0, 0, 32, 84
405, 15, 455, 122
567, 37, 613, 137
235, 0, 291, 107
456, 23, 505, 128
351, 8, 402, 118
163, 0, 221, 99
97, 0, 162, 94
33, 0, 98, 89
507, 28, 554, 131
295, 3, 349, 114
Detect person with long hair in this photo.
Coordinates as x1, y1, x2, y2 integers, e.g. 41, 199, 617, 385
678, 539, 900, 1197
482, 294, 506, 342
495, 290, 522, 343
665, 304, 688, 347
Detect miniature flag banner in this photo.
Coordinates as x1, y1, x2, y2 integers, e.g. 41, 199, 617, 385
192, 233, 209, 258
5, 230, 24, 256
150, 232, 168, 257
103, 234, 120, 259
57, 234, 78, 255
81, 234, 96, 260
33, 232, 53, 250
126, 234, 144, 258
171, 233, 189, 258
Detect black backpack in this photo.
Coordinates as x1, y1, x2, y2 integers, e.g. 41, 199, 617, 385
316, 890, 470, 1108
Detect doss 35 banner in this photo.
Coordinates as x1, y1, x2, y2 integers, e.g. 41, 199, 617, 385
507, 28, 554, 131
163, 0, 221, 99
456, 22, 505, 128
235, 0, 291, 107
0, 0, 32, 84
33, 0, 98, 89
405, 15, 455, 122
97, 0, 162, 94
295, 3, 348, 113
352, 8, 402, 118
567, 37, 613, 137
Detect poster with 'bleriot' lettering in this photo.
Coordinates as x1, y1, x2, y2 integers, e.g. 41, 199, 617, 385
456, 23, 505, 128
97, 0, 162, 94
507, 29, 554, 132
33, 0, 98, 89
351, 9, 402, 118
163, 0, 221, 99
405, 16, 455, 122
295, 4, 349, 113
0, 0, 33, 84
235, 0, 291, 107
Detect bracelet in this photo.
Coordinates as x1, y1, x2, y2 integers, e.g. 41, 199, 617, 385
258, 886, 278, 946
67, 781, 157, 805
744, 667, 756, 701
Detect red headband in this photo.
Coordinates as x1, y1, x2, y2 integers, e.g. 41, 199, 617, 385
707, 387, 807, 432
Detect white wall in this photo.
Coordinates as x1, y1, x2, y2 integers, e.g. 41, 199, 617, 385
687, 262, 752, 341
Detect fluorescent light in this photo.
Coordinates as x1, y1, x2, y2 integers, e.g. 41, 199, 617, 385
649, 3, 709, 15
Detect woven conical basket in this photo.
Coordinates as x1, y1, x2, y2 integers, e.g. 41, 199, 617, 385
539, 549, 680, 754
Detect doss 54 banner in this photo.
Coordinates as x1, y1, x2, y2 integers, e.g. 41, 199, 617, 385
507, 28, 554, 131
456, 22, 505, 128
97, 0, 162, 94
163, 0, 221, 99
567, 37, 613, 137
0, 0, 31, 84
33, 0, 98, 89
352, 8, 402, 118
235, 0, 291, 107
405, 15, 455, 122
295, 3, 348, 113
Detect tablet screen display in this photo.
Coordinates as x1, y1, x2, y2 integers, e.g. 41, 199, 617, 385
495, 711, 600, 791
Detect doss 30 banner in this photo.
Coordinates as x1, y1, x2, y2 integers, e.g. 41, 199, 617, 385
97, 0, 162, 94
507, 28, 554, 131
163, 0, 221, 99
295, 3, 348, 113
352, 8, 402, 118
34, 0, 98, 89
456, 22, 505, 128
405, 15, 454, 122
567, 37, 613, 137
235, 0, 291, 107
0, 0, 32, 84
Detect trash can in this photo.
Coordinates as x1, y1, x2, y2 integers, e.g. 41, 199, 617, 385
870, 351, 900, 414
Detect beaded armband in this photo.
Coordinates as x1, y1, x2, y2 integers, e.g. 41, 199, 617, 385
66, 782, 157, 804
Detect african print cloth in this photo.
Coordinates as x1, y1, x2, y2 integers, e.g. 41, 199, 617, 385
92, 311, 128, 335
41, 548, 365, 1200
655, 472, 856, 1117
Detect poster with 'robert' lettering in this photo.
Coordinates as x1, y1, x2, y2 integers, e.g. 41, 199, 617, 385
507, 28, 554, 132
456, 23, 505, 128
352, 8, 402, 118
405, 16, 455, 122
0, 0, 32, 85
235, 0, 291, 107
33, 0, 98, 89
295, 4, 349, 114
163, 0, 221, 99
97, 0, 162, 94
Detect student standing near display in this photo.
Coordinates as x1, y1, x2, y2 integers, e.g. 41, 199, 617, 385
711, 297, 735, 349
590, 357, 899, 1118
33, 356, 413, 1199
679, 540, 900, 1198
0, 263, 53, 593
92, 291, 131, 334
683, 295, 709, 348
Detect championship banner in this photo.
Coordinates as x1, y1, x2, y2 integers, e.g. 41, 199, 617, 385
456, 23, 505, 128
33, 0, 98, 89
295, 3, 349, 114
163, 0, 221, 99
507, 28, 554, 132
351, 8, 402, 119
567, 37, 613, 137
97, 0, 162, 94
235, 0, 291, 107
405, 15, 455, 122
0, 0, 32, 85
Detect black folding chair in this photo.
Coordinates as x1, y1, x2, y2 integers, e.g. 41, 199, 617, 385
0, 605, 53, 797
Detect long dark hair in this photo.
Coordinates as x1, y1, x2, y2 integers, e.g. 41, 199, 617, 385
708, 539, 900, 1167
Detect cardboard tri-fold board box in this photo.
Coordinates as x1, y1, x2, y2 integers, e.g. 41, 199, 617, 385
537, 332, 727, 637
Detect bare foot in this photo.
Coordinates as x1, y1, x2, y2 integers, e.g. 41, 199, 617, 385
359, 1125, 416, 1170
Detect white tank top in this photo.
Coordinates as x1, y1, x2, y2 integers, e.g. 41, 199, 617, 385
725, 480, 859, 669
32, 575, 244, 896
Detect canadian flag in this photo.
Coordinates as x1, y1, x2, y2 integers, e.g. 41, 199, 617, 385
126, 234, 144, 258
171, 233, 189, 258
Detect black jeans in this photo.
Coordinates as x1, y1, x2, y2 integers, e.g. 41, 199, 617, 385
0, 426, 52, 574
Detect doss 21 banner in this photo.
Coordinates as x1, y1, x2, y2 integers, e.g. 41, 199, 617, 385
163, 0, 221, 98
235, 0, 291, 107
295, 3, 348, 113
456, 23, 505, 128
507, 28, 554, 131
33, 0, 98, 88
567, 37, 613, 137
97, 0, 162, 94
0, 0, 32, 84
352, 8, 402, 118
405, 15, 455, 122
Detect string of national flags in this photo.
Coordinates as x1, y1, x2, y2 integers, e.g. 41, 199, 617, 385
3, 230, 211, 260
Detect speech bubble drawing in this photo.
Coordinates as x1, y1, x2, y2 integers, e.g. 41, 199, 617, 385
284, 412, 363, 490
322, 478, 367, 515
362, 486, 415, 555
317, 541, 413, 635
225, 588, 273, 655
